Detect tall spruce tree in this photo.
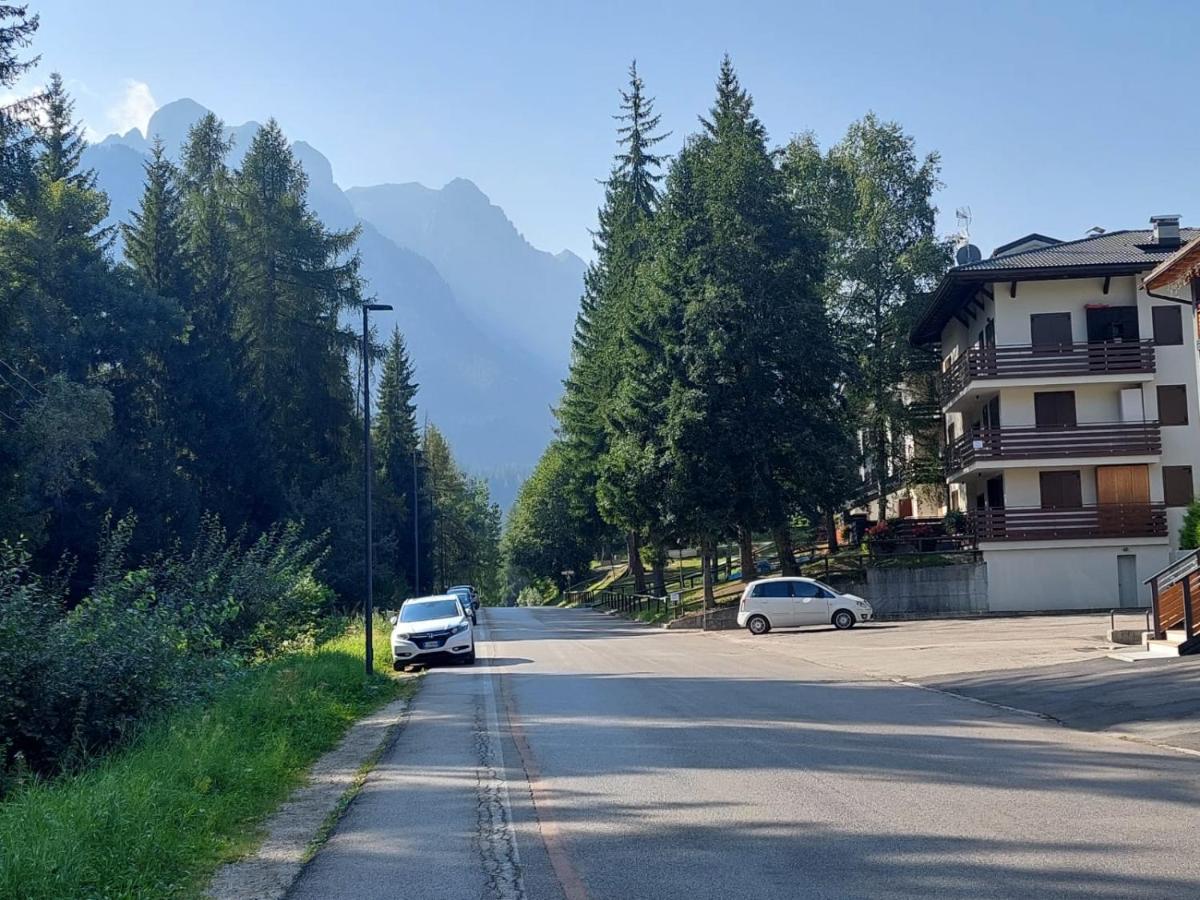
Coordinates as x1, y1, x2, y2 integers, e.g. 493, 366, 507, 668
37, 73, 92, 190
0, 5, 38, 207
373, 326, 427, 596
559, 61, 667, 593
654, 56, 835, 601
122, 139, 190, 300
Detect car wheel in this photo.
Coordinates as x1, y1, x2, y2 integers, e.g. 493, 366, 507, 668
832, 610, 856, 630
747, 615, 771, 635
393, 661, 406, 672
463, 649, 476, 665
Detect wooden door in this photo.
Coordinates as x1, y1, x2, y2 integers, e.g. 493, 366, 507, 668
1097, 464, 1151, 505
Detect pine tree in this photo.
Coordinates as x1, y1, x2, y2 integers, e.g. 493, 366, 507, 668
373, 326, 423, 595
559, 61, 668, 593
655, 57, 835, 600
0, 4, 39, 206
122, 139, 190, 299
37, 73, 93, 190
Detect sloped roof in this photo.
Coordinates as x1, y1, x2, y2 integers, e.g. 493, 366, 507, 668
911, 228, 1199, 344
1145, 235, 1200, 291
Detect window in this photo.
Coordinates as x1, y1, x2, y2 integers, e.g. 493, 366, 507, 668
1030, 312, 1072, 350
792, 581, 823, 598
1040, 471, 1083, 509
1034, 391, 1077, 428
1153, 306, 1184, 346
1158, 385, 1189, 426
1164, 466, 1195, 508
752, 581, 791, 598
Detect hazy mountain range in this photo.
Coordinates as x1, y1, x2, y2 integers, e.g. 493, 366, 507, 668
83, 99, 586, 509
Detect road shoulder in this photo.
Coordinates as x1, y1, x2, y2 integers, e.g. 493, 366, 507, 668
206, 693, 413, 900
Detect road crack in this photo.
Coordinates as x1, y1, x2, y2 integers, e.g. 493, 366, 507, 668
475, 671, 525, 900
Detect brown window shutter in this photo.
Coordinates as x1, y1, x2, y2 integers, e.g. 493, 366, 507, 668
1034, 391, 1077, 427
1153, 306, 1184, 346
1031, 313, 1072, 350
1158, 385, 1189, 426
1164, 466, 1195, 508
1040, 471, 1082, 509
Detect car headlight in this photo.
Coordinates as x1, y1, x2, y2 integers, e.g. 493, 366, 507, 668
393, 632, 410, 642
855, 599, 870, 608
450, 622, 470, 635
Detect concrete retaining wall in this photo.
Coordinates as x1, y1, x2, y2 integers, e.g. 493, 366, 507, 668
843, 563, 989, 618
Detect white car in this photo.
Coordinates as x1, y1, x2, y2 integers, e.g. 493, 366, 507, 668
391, 595, 476, 668
736, 577, 872, 635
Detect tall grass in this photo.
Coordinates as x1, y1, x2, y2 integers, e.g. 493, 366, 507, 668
0, 619, 410, 899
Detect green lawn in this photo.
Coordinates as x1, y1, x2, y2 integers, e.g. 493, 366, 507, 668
0, 619, 414, 899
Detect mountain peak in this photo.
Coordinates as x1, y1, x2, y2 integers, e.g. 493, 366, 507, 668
145, 98, 211, 143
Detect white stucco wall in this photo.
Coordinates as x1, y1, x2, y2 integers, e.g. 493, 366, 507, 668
983, 541, 1170, 611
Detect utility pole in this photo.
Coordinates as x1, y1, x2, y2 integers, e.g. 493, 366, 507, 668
361, 303, 393, 676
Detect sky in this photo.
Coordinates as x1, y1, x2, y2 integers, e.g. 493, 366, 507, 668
16, 0, 1200, 260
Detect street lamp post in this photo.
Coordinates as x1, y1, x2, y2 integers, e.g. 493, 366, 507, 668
362, 303, 393, 676
412, 448, 422, 594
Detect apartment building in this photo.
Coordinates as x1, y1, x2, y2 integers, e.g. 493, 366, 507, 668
910, 217, 1200, 611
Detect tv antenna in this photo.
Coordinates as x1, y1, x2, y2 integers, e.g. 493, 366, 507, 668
955, 206, 972, 245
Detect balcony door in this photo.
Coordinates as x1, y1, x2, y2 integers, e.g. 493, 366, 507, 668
1034, 391, 1077, 428
1040, 471, 1083, 509
1097, 464, 1151, 537
1097, 464, 1150, 505
1031, 313, 1073, 353
1086, 306, 1139, 343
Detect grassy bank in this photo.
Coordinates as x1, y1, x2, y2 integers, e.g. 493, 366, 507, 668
0, 619, 412, 899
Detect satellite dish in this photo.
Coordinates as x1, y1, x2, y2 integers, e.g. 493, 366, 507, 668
955, 243, 983, 266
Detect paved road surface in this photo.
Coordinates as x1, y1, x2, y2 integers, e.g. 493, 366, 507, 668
290, 607, 1200, 899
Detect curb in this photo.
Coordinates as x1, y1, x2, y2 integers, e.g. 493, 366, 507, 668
206, 693, 413, 900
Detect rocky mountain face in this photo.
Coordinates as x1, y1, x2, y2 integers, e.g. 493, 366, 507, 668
83, 99, 584, 508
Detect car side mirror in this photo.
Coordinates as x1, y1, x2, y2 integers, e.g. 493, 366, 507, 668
389, 615, 398, 625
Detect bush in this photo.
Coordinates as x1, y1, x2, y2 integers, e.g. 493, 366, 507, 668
1182, 500, 1200, 551
0, 515, 333, 786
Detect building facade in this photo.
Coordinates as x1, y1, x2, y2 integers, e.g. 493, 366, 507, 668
911, 218, 1200, 611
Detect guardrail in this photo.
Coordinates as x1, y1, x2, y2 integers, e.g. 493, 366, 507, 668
940, 340, 1156, 401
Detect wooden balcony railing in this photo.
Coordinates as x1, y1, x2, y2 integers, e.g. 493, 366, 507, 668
1149, 549, 1200, 638
971, 503, 1167, 542
940, 340, 1156, 400
947, 421, 1162, 473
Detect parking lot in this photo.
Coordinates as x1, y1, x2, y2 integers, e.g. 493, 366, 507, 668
718, 611, 1148, 681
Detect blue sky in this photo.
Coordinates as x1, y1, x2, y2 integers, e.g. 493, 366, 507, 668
18, 0, 1200, 259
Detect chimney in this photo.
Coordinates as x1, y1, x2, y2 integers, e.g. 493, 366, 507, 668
1150, 214, 1181, 247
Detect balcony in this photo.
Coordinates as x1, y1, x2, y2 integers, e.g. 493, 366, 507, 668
939, 340, 1156, 404
946, 421, 1162, 475
971, 503, 1168, 542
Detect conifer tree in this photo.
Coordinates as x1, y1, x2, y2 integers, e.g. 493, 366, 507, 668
0, 4, 39, 206
654, 56, 835, 600
36, 73, 92, 190
122, 139, 190, 300
559, 61, 667, 592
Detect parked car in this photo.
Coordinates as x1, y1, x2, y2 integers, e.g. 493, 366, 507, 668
391, 595, 476, 668
446, 584, 478, 624
736, 577, 872, 635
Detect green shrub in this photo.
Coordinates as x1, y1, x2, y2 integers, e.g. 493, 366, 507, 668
1182, 500, 1200, 551
0, 514, 334, 785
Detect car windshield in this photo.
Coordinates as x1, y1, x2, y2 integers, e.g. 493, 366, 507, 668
399, 599, 461, 623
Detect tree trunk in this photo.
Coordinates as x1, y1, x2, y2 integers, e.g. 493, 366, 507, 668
825, 508, 839, 553
701, 538, 715, 609
875, 428, 889, 523
626, 529, 646, 594
649, 542, 667, 596
738, 526, 755, 583
774, 525, 797, 576
651, 557, 666, 597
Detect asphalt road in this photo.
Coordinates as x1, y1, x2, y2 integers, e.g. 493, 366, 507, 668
290, 606, 1200, 899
